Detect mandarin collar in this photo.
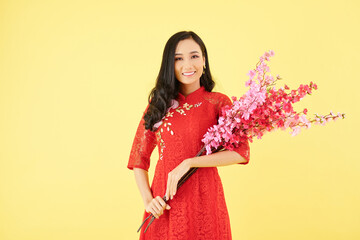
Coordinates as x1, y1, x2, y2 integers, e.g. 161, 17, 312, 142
177, 86, 206, 102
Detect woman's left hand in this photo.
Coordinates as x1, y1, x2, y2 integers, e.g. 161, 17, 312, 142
165, 159, 192, 201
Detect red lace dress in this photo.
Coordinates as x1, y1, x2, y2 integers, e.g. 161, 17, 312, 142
128, 86, 250, 240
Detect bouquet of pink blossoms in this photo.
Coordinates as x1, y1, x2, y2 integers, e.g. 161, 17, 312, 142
202, 50, 345, 154
138, 50, 346, 233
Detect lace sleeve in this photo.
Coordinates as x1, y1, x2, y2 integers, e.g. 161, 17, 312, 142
127, 105, 157, 171
217, 94, 250, 165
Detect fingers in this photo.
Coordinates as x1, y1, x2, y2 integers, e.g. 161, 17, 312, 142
145, 205, 158, 219
166, 174, 171, 201
156, 196, 166, 208
165, 185, 169, 201
153, 198, 164, 216
146, 196, 171, 219
167, 172, 179, 200
145, 200, 159, 218
157, 196, 171, 210
150, 205, 159, 219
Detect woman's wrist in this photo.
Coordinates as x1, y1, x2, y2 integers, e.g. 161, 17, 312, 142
185, 158, 194, 168
143, 194, 154, 207
143, 198, 152, 208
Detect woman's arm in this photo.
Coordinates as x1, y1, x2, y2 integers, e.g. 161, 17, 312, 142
133, 168, 171, 218
133, 168, 153, 207
165, 150, 247, 201
187, 149, 248, 168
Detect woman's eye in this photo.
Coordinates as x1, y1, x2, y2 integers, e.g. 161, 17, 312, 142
175, 56, 199, 61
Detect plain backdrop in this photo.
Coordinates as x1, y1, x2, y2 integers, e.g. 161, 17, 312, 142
0, 0, 359, 239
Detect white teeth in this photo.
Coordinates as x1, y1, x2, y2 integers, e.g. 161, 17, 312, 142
183, 71, 195, 76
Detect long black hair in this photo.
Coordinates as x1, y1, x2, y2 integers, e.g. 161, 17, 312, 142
144, 31, 215, 131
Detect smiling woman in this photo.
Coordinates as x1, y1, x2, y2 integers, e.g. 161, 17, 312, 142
128, 31, 250, 240
142, 31, 215, 132
174, 41, 205, 96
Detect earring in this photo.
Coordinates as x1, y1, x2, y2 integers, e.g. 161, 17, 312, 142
203, 64, 206, 74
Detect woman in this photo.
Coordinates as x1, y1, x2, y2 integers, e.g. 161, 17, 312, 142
127, 31, 250, 240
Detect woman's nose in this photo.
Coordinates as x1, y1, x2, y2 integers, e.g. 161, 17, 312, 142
182, 58, 193, 68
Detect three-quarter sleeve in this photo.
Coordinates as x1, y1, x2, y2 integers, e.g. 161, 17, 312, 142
127, 105, 157, 171
217, 94, 250, 165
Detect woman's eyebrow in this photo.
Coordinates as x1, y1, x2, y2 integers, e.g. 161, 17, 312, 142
175, 51, 200, 56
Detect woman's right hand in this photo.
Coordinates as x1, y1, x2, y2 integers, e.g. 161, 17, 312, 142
145, 196, 171, 219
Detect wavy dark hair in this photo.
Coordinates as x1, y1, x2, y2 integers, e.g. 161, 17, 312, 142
144, 31, 215, 131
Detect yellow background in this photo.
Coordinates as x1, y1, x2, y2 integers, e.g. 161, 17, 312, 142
0, 0, 359, 239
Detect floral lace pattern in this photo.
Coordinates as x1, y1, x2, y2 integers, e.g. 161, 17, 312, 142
155, 100, 203, 160
128, 86, 250, 239
127, 105, 157, 171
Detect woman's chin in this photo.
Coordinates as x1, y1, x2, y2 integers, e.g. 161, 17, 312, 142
178, 77, 201, 86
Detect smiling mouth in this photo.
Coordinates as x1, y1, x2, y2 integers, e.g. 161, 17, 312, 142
182, 71, 196, 76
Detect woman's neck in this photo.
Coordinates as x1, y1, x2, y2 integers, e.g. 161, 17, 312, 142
179, 82, 201, 97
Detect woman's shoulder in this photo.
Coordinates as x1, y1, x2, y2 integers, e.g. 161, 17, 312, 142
202, 90, 232, 105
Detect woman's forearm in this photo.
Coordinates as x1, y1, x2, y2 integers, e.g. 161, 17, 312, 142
187, 150, 248, 168
133, 168, 154, 207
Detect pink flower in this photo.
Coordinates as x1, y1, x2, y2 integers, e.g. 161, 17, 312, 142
283, 103, 292, 113
153, 120, 163, 129
247, 70, 256, 80
153, 99, 179, 130
169, 99, 179, 109
200, 50, 345, 155
291, 126, 301, 136
245, 79, 253, 87
205, 145, 212, 155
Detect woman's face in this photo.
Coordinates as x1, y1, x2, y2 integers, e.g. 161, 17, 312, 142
174, 38, 205, 89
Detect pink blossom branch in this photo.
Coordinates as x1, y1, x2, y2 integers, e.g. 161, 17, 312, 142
202, 50, 346, 154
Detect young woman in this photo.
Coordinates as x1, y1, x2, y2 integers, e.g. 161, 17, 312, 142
127, 31, 250, 240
